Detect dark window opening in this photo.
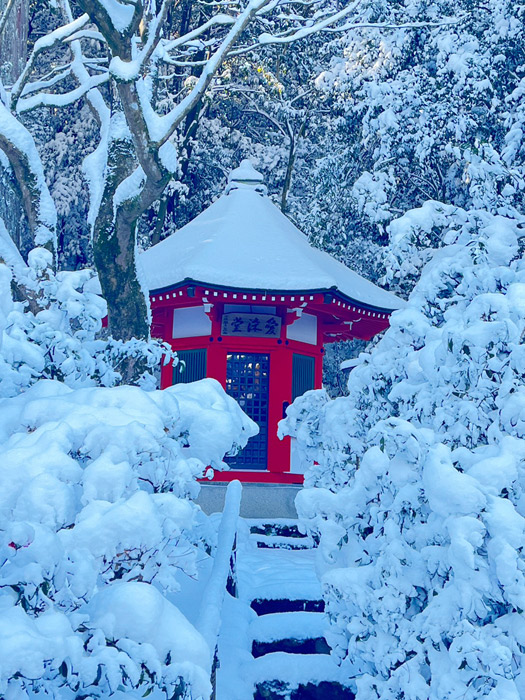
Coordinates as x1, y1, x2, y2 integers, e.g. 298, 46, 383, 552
292, 354, 315, 401
172, 349, 207, 384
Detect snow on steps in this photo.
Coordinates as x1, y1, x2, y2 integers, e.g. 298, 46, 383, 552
251, 598, 324, 615
250, 652, 349, 687
250, 611, 327, 643
248, 518, 311, 539
249, 519, 315, 550
250, 532, 315, 549
215, 517, 354, 699
252, 637, 330, 659
237, 530, 323, 603
250, 611, 330, 659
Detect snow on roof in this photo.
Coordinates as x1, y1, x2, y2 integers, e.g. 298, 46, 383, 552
228, 159, 265, 184
140, 162, 403, 313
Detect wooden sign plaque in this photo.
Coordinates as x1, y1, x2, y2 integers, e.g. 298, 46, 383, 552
221, 312, 281, 338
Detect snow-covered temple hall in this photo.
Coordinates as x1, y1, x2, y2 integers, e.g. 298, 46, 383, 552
141, 161, 402, 485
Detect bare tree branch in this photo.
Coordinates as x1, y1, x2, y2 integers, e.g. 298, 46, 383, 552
10, 14, 90, 109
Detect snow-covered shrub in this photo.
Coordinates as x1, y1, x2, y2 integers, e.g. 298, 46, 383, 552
0, 234, 173, 395
0, 377, 256, 699
281, 207, 525, 698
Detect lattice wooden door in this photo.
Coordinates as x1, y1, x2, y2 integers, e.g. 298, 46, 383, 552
225, 353, 270, 470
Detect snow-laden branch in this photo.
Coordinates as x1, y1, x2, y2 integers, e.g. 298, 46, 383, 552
64, 29, 107, 43
0, 217, 32, 285
76, 0, 142, 58
10, 14, 91, 110
0, 218, 45, 315
58, 0, 112, 231
232, 6, 467, 54
16, 72, 110, 113
161, 13, 236, 54
93, 0, 139, 33
108, 11, 236, 83
255, 0, 321, 13
108, 0, 175, 81
142, 0, 274, 146
322, 15, 469, 34
0, 0, 16, 39
19, 67, 74, 97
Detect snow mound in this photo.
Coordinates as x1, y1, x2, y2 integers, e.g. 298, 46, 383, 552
87, 582, 210, 698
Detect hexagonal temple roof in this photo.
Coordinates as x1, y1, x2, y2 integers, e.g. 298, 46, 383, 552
140, 161, 403, 314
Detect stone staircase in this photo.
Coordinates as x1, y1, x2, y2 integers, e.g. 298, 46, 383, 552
216, 519, 354, 700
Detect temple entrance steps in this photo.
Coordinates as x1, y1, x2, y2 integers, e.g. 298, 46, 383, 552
197, 483, 303, 520
215, 519, 355, 700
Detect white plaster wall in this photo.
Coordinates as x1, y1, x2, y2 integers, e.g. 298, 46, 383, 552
172, 306, 212, 338
286, 312, 317, 344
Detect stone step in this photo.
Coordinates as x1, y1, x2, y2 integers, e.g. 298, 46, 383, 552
254, 680, 355, 700
249, 520, 310, 540
250, 611, 326, 643
250, 533, 314, 550
249, 652, 352, 695
237, 542, 321, 603
252, 637, 331, 658
251, 598, 325, 616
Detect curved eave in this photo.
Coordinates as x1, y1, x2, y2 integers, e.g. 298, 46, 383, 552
149, 278, 403, 316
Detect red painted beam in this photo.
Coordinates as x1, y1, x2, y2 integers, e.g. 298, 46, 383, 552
202, 470, 304, 484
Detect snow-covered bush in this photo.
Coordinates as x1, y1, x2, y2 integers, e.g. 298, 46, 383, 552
0, 215, 257, 698
0, 377, 256, 699
281, 206, 525, 698
0, 231, 172, 395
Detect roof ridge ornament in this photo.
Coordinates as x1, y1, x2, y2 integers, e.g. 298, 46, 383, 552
225, 159, 267, 195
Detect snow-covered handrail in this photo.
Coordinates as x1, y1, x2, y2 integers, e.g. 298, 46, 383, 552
196, 479, 242, 684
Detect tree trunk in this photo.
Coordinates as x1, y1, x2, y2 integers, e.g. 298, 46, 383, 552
93, 137, 150, 345
0, 102, 56, 258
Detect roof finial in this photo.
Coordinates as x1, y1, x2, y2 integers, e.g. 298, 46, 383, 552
226, 159, 267, 195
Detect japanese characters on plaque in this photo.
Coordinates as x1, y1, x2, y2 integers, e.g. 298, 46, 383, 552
221, 313, 281, 338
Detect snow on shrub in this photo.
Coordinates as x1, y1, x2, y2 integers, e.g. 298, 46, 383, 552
281, 207, 525, 699
0, 378, 256, 699
0, 235, 172, 394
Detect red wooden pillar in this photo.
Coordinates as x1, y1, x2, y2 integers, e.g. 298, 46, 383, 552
153, 307, 174, 390
160, 357, 173, 390
207, 342, 227, 387
207, 311, 227, 387
267, 344, 293, 474
315, 317, 324, 389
